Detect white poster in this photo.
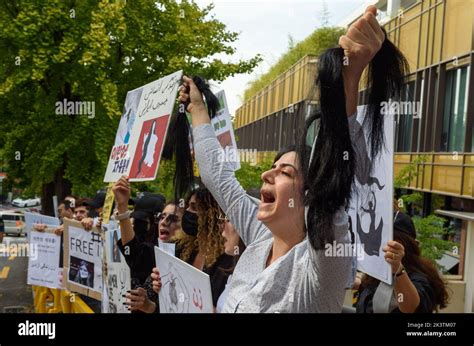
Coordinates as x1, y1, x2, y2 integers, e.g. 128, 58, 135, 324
27, 231, 62, 289
24, 212, 60, 237
213, 90, 240, 171
102, 222, 131, 313
154, 247, 213, 313
348, 105, 394, 284
158, 240, 176, 257
104, 70, 183, 182
103, 87, 143, 182
63, 219, 103, 299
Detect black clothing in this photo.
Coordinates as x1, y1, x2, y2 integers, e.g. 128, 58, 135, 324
356, 271, 436, 313
118, 235, 233, 307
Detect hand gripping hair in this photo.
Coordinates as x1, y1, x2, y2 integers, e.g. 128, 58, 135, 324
300, 28, 409, 250
162, 76, 219, 201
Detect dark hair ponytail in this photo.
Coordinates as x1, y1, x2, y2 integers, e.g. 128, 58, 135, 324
365, 28, 410, 159
300, 47, 355, 250
300, 30, 408, 250
162, 76, 219, 201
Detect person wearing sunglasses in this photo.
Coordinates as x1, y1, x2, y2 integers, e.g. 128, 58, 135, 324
113, 178, 200, 312
152, 187, 235, 311
155, 209, 181, 243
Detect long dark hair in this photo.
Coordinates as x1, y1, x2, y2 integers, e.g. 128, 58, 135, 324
360, 230, 450, 311
162, 76, 219, 202
299, 29, 409, 250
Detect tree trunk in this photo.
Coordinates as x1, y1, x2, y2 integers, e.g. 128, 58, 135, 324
41, 159, 72, 216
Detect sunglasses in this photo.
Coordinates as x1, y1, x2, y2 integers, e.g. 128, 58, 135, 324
155, 212, 179, 224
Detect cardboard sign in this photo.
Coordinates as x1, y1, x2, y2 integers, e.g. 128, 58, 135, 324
348, 105, 394, 284
104, 70, 183, 182
63, 218, 103, 300
154, 247, 212, 313
101, 183, 115, 225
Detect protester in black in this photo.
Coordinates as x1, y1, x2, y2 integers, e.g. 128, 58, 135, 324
355, 211, 449, 313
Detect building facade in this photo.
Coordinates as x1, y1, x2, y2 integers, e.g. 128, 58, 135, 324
234, 0, 474, 311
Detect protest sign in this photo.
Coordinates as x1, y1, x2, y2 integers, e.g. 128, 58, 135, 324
102, 221, 131, 313
27, 230, 62, 289
101, 182, 115, 225
348, 105, 394, 284
158, 240, 175, 257
63, 218, 103, 300
212, 90, 240, 171
24, 212, 62, 288
24, 212, 60, 237
155, 247, 212, 313
104, 70, 183, 182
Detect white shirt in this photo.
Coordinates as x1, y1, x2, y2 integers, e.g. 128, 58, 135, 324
194, 123, 355, 313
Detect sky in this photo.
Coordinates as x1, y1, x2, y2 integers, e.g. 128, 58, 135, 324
194, 0, 369, 116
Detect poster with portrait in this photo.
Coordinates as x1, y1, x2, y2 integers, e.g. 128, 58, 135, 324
128, 115, 170, 180
347, 105, 394, 284
104, 70, 183, 182
102, 221, 131, 313
154, 247, 212, 313
104, 87, 143, 182
63, 219, 103, 300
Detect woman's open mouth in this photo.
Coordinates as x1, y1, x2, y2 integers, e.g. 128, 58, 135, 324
260, 189, 275, 204
159, 228, 170, 239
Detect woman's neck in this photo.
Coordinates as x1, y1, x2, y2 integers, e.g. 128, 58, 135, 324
266, 231, 305, 267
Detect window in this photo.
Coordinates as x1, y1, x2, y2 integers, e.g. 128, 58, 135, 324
397, 81, 415, 151
441, 66, 470, 152
416, 77, 425, 152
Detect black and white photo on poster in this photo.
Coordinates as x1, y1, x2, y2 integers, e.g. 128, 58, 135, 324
348, 105, 394, 284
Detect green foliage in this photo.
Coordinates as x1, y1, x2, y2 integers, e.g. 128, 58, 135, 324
398, 192, 423, 212
412, 215, 455, 270
243, 27, 345, 101
0, 0, 261, 199
235, 157, 273, 191
394, 155, 428, 189
395, 157, 454, 271
133, 159, 176, 201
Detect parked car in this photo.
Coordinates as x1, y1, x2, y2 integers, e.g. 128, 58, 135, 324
11, 197, 41, 208
0, 212, 26, 236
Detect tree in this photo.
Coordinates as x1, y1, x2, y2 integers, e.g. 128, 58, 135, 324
244, 26, 345, 101
235, 157, 273, 191
317, 0, 330, 28
412, 215, 455, 270
0, 0, 261, 215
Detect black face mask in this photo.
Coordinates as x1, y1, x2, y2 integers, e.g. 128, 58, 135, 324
181, 210, 198, 236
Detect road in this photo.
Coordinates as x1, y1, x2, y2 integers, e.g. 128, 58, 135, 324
0, 236, 34, 313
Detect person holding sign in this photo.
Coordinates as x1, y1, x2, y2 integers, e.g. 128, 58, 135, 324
178, 6, 387, 312
355, 212, 449, 313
